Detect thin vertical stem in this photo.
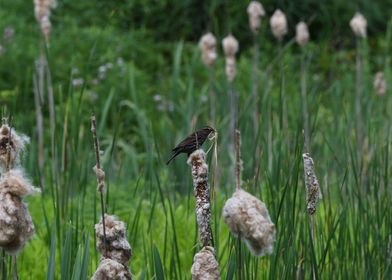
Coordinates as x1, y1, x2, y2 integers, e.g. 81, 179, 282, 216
33, 71, 44, 182
235, 130, 241, 190
90, 114, 108, 255
1, 249, 5, 280
310, 215, 316, 280
209, 67, 216, 126
236, 233, 242, 280
301, 49, 310, 153
355, 38, 363, 164
252, 33, 260, 139
12, 256, 18, 280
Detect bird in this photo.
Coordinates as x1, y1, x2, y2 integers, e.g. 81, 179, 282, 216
166, 126, 215, 164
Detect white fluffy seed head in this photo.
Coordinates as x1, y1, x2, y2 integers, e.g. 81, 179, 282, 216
247, 1, 265, 33
373, 71, 387, 96
0, 170, 38, 255
295, 21, 309, 47
222, 34, 239, 57
91, 258, 132, 280
222, 189, 276, 256
0, 125, 29, 171
199, 33, 217, 67
302, 153, 322, 215
270, 9, 287, 41
350, 12, 367, 38
191, 246, 220, 280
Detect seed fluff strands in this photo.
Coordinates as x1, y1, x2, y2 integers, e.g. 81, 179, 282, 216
199, 33, 217, 68
373, 71, 387, 96
295, 21, 309, 47
350, 12, 367, 38
270, 9, 287, 41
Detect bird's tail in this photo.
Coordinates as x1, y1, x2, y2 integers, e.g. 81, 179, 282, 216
166, 152, 177, 165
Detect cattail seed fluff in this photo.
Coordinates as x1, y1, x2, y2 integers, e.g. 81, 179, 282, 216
270, 9, 287, 41
0, 170, 40, 255
373, 72, 387, 96
222, 35, 239, 82
191, 246, 220, 280
93, 215, 132, 279
0, 124, 28, 171
199, 33, 217, 67
222, 189, 276, 256
247, 1, 265, 33
350, 12, 367, 38
302, 153, 321, 215
33, 0, 56, 39
295, 21, 309, 47
187, 149, 213, 247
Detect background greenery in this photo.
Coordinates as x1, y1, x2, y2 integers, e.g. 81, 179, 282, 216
0, 0, 391, 279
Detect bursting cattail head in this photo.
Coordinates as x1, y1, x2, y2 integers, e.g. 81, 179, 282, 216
222, 34, 239, 57
0, 170, 40, 255
295, 21, 309, 47
33, 0, 56, 40
222, 189, 276, 256
95, 214, 132, 266
302, 153, 321, 215
247, 1, 265, 33
373, 71, 387, 96
199, 33, 217, 67
191, 246, 220, 280
222, 35, 239, 82
270, 9, 287, 41
0, 124, 29, 171
350, 12, 367, 38
91, 258, 132, 280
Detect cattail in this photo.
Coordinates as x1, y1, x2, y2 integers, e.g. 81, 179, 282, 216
222, 35, 239, 57
295, 21, 309, 47
247, 1, 265, 33
191, 246, 220, 280
92, 215, 132, 279
373, 71, 387, 95
33, 0, 56, 40
0, 124, 28, 171
222, 189, 275, 256
302, 153, 321, 215
0, 169, 40, 255
270, 9, 287, 41
199, 33, 217, 67
350, 12, 367, 38
187, 149, 213, 247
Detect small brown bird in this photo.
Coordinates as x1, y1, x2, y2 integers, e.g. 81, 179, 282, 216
166, 126, 215, 164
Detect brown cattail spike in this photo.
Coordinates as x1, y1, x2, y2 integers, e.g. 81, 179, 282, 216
302, 153, 321, 215
187, 149, 213, 247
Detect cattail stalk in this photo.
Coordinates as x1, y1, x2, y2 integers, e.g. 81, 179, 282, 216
252, 33, 260, 138
301, 49, 310, 152
209, 67, 216, 125
235, 130, 242, 190
355, 38, 363, 161
187, 149, 213, 247
90, 115, 107, 254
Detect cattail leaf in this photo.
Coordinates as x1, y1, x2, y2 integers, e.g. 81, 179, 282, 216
152, 244, 165, 280
46, 227, 56, 280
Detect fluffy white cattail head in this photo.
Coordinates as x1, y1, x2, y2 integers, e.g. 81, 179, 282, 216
373, 72, 387, 96
222, 35, 239, 57
95, 214, 132, 265
91, 258, 132, 280
270, 9, 287, 41
247, 1, 265, 33
222, 189, 276, 256
33, 0, 56, 40
0, 124, 29, 171
199, 33, 217, 67
0, 170, 39, 255
350, 12, 367, 38
295, 21, 309, 47
302, 153, 322, 215
191, 246, 220, 280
